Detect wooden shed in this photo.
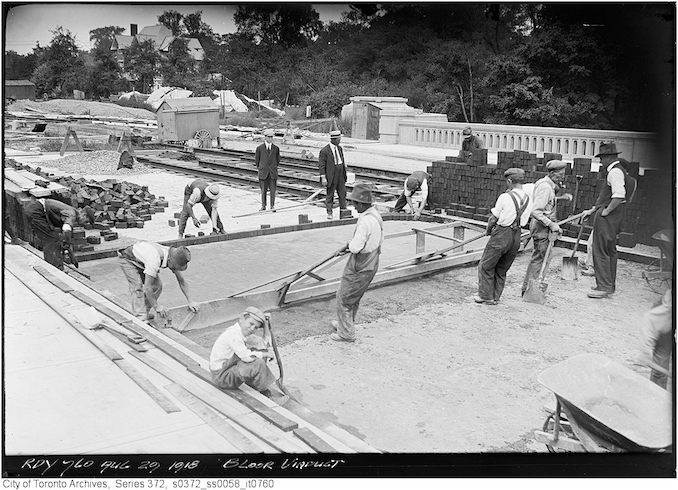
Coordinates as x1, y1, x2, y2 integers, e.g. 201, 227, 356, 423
5, 80, 36, 101
156, 97, 220, 146
351, 100, 381, 140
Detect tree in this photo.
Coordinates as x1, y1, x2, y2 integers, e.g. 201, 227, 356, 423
89, 26, 125, 51
125, 38, 161, 92
4, 50, 38, 80
158, 10, 185, 36
234, 4, 322, 47
31, 27, 85, 97
160, 38, 196, 88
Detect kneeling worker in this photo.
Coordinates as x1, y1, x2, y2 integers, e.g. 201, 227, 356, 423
393, 170, 431, 219
118, 241, 199, 320
24, 197, 94, 270
178, 179, 224, 239
210, 307, 285, 400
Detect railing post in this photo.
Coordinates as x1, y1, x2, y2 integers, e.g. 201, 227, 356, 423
415, 229, 426, 254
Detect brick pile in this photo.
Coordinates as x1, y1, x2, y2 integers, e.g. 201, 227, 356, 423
428, 149, 661, 246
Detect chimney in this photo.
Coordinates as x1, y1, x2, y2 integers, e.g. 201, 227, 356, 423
130, 24, 138, 36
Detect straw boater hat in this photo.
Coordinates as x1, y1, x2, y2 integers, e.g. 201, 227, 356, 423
595, 142, 621, 157
244, 306, 266, 325
264, 129, 275, 137
347, 184, 374, 204
205, 184, 221, 199
329, 130, 342, 138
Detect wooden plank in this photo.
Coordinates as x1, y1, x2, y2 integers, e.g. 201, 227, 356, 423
186, 364, 298, 432
165, 383, 270, 454
412, 227, 463, 243
114, 359, 181, 413
160, 328, 211, 359
386, 231, 489, 269
33, 265, 74, 292
292, 427, 339, 453
122, 321, 202, 369
127, 350, 310, 453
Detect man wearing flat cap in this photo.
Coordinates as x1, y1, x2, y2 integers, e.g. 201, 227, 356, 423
319, 130, 348, 220
118, 241, 199, 321
521, 159, 567, 296
459, 126, 484, 159
255, 129, 280, 212
476, 168, 531, 304
331, 184, 384, 342
210, 306, 286, 400
581, 142, 637, 298
178, 178, 225, 239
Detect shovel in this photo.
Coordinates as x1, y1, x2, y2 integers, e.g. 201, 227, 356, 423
561, 216, 585, 280
523, 236, 556, 304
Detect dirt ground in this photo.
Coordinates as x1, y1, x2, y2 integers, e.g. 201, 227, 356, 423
184, 246, 669, 452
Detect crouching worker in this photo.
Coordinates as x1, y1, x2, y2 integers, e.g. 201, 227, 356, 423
210, 307, 285, 400
118, 241, 199, 321
24, 197, 94, 270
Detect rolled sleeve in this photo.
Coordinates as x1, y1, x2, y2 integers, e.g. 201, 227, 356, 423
608, 167, 626, 199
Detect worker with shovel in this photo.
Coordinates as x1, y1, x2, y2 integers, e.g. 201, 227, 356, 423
521, 160, 567, 296
475, 168, 531, 305
210, 306, 287, 402
117, 241, 199, 321
331, 184, 384, 342
178, 179, 224, 239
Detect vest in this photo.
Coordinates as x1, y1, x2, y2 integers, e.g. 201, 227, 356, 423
406, 171, 430, 192
594, 162, 636, 208
188, 179, 211, 204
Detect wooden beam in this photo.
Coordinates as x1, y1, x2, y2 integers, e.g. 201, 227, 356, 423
412, 227, 463, 243
114, 359, 181, 413
533, 430, 584, 452
160, 328, 211, 359
292, 427, 339, 453
121, 320, 201, 369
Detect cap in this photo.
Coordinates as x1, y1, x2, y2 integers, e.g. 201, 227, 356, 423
244, 306, 266, 325
462, 127, 472, 136
263, 129, 274, 137
347, 183, 374, 204
330, 130, 342, 138
504, 168, 525, 180
205, 184, 221, 199
595, 142, 620, 157
170, 246, 191, 271
546, 160, 567, 171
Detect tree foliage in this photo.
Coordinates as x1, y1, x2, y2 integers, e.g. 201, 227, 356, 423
158, 10, 185, 36
124, 38, 161, 92
234, 4, 322, 47
31, 27, 85, 97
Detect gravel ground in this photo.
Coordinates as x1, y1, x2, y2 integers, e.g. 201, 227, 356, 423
34, 150, 162, 176
7, 99, 155, 119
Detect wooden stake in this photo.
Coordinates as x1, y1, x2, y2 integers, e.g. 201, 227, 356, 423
59, 126, 84, 156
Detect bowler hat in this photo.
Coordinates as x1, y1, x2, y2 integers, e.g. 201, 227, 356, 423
329, 130, 342, 138
546, 160, 567, 171
205, 184, 221, 199
462, 127, 472, 136
347, 183, 374, 204
244, 306, 266, 325
504, 168, 525, 180
595, 142, 620, 157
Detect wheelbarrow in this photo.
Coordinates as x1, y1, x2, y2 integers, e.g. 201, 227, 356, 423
534, 353, 673, 452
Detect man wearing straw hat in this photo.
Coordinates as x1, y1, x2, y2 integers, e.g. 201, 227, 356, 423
255, 129, 280, 212
319, 129, 348, 220
330, 184, 384, 342
178, 178, 225, 239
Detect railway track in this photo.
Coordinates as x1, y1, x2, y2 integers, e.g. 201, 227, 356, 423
136, 144, 410, 203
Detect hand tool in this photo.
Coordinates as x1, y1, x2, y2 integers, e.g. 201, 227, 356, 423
561, 215, 585, 280
263, 313, 291, 404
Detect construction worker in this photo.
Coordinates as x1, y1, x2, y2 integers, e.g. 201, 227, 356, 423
319, 130, 348, 220
117, 241, 199, 321
210, 306, 285, 400
459, 126, 484, 159
178, 179, 224, 239
475, 168, 531, 305
583, 143, 636, 299
255, 129, 280, 211
393, 170, 432, 219
638, 289, 672, 389
330, 184, 384, 342
23, 197, 94, 270
521, 160, 567, 296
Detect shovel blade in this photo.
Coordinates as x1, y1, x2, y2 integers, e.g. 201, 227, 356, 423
523, 280, 548, 304
561, 257, 579, 281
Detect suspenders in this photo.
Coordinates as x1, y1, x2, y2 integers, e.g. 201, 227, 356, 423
507, 191, 529, 230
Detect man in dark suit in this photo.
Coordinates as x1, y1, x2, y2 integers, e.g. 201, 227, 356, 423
254, 129, 280, 211
319, 130, 348, 220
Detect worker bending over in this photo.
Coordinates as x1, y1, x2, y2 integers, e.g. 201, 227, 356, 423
24, 197, 94, 270
393, 170, 431, 219
118, 241, 199, 321
210, 307, 285, 400
331, 184, 384, 342
475, 168, 530, 305
178, 179, 224, 238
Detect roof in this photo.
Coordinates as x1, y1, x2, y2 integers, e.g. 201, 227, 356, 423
112, 35, 134, 50
186, 38, 205, 60
138, 24, 172, 38
157, 97, 218, 112
5, 80, 35, 86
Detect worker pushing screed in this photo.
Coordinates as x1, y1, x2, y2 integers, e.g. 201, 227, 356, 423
178, 178, 225, 239
209, 306, 288, 403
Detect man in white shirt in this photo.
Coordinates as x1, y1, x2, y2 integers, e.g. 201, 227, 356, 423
118, 241, 199, 320
393, 171, 431, 219
210, 307, 280, 397
475, 168, 531, 304
178, 179, 224, 239
331, 184, 384, 342
582, 142, 634, 298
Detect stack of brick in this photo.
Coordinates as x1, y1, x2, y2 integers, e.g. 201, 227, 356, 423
428, 149, 659, 246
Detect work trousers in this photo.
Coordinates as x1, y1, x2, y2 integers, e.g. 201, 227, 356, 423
211, 356, 275, 392
335, 249, 380, 341
478, 226, 522, 301
118, 257, 162, 319
259, 177, 277, 208
178, 187, 224, 235
393, 191, 432, 213
592, 207, 624, 292
325, 169, 347, 214
521, 227, 550, 295
25, 201, 63, 270
640, 290, 673, 390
